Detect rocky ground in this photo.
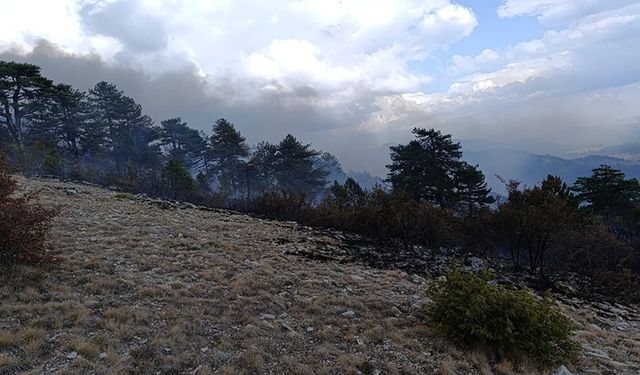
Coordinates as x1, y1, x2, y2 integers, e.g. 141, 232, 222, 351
0, 176, 639, 374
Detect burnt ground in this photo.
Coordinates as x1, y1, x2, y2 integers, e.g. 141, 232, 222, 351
0, 176, 639, 374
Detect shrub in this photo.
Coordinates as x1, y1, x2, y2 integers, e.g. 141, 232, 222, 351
561, 223, 640, 301
0, 154, 56, 267
305, 187, 458, 249
41, 149, 63, 176
161, 160, 199, 202
114, 192, 136, 200
428, 269, 578, 367
252, 191, 308, 221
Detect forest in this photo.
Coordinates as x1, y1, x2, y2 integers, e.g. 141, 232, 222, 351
2, 60, 640, 302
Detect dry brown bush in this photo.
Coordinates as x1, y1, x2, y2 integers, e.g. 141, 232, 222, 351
0, 154, 56, 267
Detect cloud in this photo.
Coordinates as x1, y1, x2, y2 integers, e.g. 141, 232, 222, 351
1, 0, 478, 98
1, 1, 639, 175
359, 2, 640, 157
447, 49, 502, 75
79, 0, 168, 53
497, 0, 638, 25
0, 41, 386, 171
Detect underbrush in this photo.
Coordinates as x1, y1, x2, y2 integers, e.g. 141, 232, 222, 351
427, 269, 578, 368
0, 154, 56, 268
252, 189, 458, 249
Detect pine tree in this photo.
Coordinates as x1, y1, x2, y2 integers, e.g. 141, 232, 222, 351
208, 118, 249, 195
0, 61, 53, 147
327, 177, 367, 208
88, 82, 160, 168
387, 128, 462, 207
248, 141, 279, 196
315, 152, 347, 187
159, 117, 205, 170
28, 83, 89, 158
454, 162, 495, 214
387, 127, 493, 211
273, 134, 328, 195
573, 165, 640, 214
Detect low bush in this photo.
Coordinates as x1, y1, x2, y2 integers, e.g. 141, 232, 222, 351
251, 187, 458, 249
252, 191, 308, 221
0, 154, 56, 267
428, 269, 578, 367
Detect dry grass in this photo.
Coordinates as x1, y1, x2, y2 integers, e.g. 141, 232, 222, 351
0, 175, 638, 374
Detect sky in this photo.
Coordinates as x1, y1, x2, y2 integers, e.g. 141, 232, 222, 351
1, 0, 639, 174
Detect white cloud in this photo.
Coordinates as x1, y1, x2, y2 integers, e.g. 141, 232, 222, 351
0, 0, 477, 103
497, 0, 638, 25
359, 1, 640, 154
448, 49, 502, 75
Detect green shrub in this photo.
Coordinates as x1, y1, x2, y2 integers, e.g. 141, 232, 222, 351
428, 269, 578, 367
114, 192, 136, 200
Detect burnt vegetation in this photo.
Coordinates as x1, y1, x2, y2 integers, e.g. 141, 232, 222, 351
0, 153, 56, 268
2, 60, 640, 370
2, 60, 640, 300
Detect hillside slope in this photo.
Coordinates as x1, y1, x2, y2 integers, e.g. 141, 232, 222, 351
1, 176, 639, 374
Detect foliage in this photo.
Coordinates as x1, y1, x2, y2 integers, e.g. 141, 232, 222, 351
207, 118, 249, 195
114, 192, 136, 200
253, 191, 309, 221
0, 61, 53, 146
493, 176, 581, 276
252, 182, 457, 249
459, 206, 497, 257
428, 269, 578, 367
161, 160, 198, 202
0, 154, 56, 267
573, 164, 640, 214
159, 117, 205, 171
2, 59, 640, 301
573, 165, 640, 240
387, 128, 494, 211
273, 134, 328, 196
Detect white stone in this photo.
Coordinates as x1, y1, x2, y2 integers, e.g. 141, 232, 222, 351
66, 352, 78, 360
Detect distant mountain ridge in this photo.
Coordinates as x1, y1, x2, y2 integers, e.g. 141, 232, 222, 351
567, 142, 640, 163
463, 148, 640, 194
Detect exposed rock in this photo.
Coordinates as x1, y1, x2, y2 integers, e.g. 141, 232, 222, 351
281, 322, 296, 334
463, 257, 484, 272
260, 313, 275, 320
66, 352, 78, 360
585, 348, 610, 360
191, 365, 207, 375
98, 352, 108, 359
351, 274, 365, 281
64, 188, 79, 196
342, 310, 356, 317
553, 365, 574, 375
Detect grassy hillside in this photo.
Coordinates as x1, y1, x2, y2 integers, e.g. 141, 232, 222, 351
1, 176, 639, 374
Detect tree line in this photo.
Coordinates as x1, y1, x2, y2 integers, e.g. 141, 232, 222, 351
0, 61, 340, 202
2, 60, 639, 301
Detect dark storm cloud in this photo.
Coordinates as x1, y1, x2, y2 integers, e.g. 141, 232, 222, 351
79, 0, 169, 53
0, 41, 381, 172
